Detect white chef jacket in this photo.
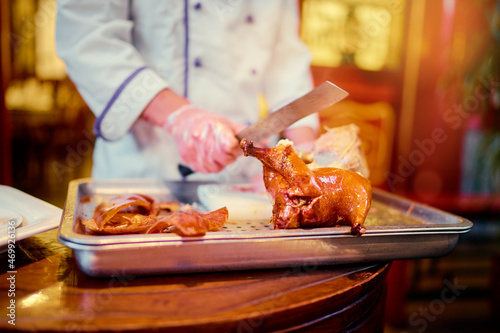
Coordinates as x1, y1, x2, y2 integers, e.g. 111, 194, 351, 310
55, 0, 318, 182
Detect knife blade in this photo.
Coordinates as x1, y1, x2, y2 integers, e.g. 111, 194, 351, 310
178, 81, 348, 178
235, 81, 349, 143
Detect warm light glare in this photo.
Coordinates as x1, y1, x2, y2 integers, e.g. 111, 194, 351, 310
35, 0, 66, 80
351, 5, 391, 71
6, 78, 54, 112
301, 0, 405, 71
302, 0, 348, 67
21, 291, 50, 308
443, 0, 456, 18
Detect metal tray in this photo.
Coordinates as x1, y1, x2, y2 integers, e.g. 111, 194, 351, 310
58, 178, 473, 277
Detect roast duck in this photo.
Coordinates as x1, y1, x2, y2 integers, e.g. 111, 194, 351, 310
240, 138, 372, 236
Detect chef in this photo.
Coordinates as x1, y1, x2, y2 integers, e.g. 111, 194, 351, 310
55, 0, 319, 182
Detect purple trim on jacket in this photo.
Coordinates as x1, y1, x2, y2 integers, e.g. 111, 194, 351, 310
93, 66, 147, 139
183, 0, 189, 98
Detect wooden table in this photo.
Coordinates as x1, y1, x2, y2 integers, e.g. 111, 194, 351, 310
0, 229, 390, 332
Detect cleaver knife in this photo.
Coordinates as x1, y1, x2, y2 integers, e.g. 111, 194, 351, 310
178, 81, 349, 177
235, 81, 348, 143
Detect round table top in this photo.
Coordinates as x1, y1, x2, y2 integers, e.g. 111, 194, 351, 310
0, 229, 390, 332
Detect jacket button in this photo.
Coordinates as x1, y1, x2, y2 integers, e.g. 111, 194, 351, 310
246, 15, 254, 23
251, 68, 257, 75
194, 2, 202, 10
194, 58, 202, 67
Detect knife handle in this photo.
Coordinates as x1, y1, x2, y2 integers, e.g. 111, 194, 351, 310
178, 164, 195, 179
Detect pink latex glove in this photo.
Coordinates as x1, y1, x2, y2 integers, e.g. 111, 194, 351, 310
163, 105, 244, 173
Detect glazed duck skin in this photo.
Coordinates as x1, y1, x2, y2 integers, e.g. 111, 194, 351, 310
81, 194, 227, 237
241, 139, 371, 235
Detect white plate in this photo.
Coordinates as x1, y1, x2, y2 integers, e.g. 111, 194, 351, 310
0, 185, 62, 251
0, 208, 23, 229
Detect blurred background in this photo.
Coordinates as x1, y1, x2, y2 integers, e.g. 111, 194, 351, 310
0, 0, 499, 332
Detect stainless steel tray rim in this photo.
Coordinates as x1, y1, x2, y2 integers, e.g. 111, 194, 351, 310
58, 226, 471, 249
58, 221, 472, 247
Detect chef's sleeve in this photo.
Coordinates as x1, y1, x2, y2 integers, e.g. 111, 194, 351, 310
262, 0, 319, 132
55, 0, 169, 141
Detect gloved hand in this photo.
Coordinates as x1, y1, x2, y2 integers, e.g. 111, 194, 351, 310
163, 105, 243, 173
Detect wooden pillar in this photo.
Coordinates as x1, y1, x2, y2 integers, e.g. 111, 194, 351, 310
1, 0, 13, 185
